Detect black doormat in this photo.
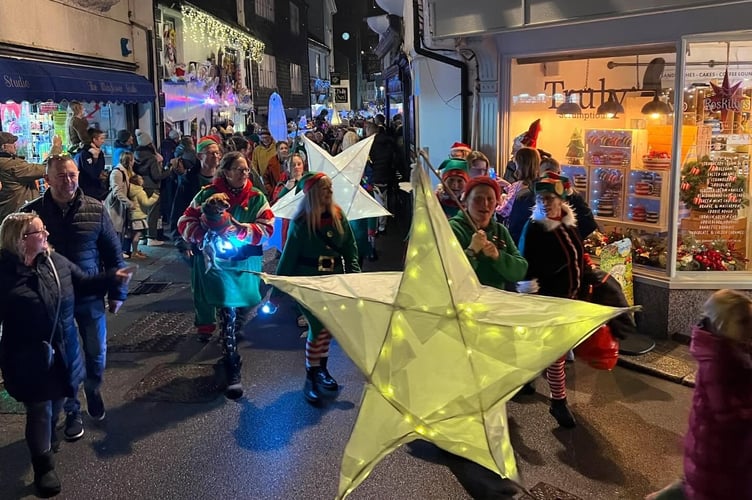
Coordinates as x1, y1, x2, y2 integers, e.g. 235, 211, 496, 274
124, 363, 223, 403
109, 312, 191, 352
521, 482, 582, 500
0, 386, 26, 414
130, 281, 172, 295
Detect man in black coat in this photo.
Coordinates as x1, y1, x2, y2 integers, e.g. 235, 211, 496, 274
22, 156, 126, 442
73, 128, 108, 201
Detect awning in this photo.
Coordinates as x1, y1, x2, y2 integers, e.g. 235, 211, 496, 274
0, 57, 155, 104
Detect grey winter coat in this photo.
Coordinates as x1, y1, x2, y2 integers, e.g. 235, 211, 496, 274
104, 165, 133, 234
134, 146, 171, 192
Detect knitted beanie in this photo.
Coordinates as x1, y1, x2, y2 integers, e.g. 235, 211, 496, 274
463, 176, 501, 202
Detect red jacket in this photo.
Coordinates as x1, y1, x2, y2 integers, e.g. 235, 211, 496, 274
683, 322, 752, 499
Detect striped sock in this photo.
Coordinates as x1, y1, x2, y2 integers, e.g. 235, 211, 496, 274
546, 356, 567, 400
305, 330, 332, 368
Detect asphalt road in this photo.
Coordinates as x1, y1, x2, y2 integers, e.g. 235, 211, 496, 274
0, 239, 691, 500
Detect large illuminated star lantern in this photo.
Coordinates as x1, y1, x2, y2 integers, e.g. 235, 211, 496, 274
271, 135, 391, 221
260, 165, 628, 499
708, 70, 743, 122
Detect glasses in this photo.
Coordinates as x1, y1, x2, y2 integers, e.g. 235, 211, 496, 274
230, 167, 251, 174
23, 227, 48, 239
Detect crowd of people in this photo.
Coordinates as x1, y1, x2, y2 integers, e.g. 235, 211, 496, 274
0, 107, 750, 500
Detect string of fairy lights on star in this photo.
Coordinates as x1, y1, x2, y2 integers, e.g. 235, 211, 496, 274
181, 4, 265, 63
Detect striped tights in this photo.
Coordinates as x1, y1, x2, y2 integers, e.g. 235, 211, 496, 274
305, 330, 332, 368
546, 356, 567, 400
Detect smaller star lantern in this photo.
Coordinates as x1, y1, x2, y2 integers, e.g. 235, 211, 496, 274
271, 135, 391, 221
707, 70, 743, 123
261, 163, 630, 499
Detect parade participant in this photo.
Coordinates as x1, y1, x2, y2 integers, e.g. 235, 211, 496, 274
449, 141, 472, 160
263, 141, 290, 195
0, 213, 133, 498
172, 136, 222, 338
646, 290, 752, 500
502, 119, 542, 183
23, 156, 127, 441
500, 147, 541, 244
466, 150, 491, 178
539, 157, 598, 240
230, 136, 266, 198
274, 172, 360, 404
0, 132, 63, 223
449, 176, 527, 290
517, 172, 585, 428
435, 159, 470, 219
178, 151, 274, 399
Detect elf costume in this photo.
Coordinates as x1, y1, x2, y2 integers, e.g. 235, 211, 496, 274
178, 175, 274, 399
436, 159, 470, 219
275, 172, 360, 404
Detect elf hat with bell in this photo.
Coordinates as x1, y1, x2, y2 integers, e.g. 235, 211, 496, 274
534, 172, 571, 199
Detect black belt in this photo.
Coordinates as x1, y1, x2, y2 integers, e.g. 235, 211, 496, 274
298, 255, 342, 272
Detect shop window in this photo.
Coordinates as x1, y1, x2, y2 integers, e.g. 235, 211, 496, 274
290, 2, 300, 36
258, 54, 277, 89
255, 0, 274, 22
290, 63, 303, 94
509, 51, 677, 272
676, 39, 752, 272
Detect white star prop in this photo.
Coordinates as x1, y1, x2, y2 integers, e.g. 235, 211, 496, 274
271, 135, 391, 221
261, 165, 628, 499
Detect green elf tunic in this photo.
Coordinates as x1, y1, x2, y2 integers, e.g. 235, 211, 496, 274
448, 210, 528, 290
276, 209, 360, 335
178, 177, 274, 308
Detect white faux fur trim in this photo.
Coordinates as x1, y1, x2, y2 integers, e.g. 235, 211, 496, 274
530, 202, 577, 231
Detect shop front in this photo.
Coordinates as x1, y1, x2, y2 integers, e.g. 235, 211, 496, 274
487, 4, 752, 338
156, 3, 263, 139
0, 57, 155, 165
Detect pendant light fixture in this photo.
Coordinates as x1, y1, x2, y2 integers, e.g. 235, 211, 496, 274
596, 91, 625, 118
556, 91, 582, 117
641, 91, 672, 118
556, 59, 589, 118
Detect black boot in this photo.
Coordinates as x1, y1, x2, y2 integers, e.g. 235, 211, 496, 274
219, 308, 243, 400
31, 451, 61, 497
303, 367, 322, 405
549, 398, 576, 428
317, 358, 339, 393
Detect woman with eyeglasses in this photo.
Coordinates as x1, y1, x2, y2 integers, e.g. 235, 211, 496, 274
177, 151, 274, 400
0, 213, 133, 497
273, 172, 360, 405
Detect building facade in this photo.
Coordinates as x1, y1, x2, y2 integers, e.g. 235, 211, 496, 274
0, 0, 156, 165
406, 0, 752, 339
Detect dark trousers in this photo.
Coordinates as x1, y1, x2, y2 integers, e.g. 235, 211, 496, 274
24, 399, 64, 456
64, 300, 107, 414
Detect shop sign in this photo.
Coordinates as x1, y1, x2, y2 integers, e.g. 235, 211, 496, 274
703, 71, 743, 113
39, 102, 58, 114
85, 80, 140, 95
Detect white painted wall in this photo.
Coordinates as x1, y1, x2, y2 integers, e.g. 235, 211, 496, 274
0, 0, 148, 69
412, 56, 461, 171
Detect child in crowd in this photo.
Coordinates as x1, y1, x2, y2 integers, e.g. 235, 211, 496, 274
646, 289, 752, 500
435, 159, 470, 218
128, 174, 160, 259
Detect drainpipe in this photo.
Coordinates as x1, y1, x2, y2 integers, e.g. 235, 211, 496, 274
412, 0, 468, 145
129, 1, 159, 145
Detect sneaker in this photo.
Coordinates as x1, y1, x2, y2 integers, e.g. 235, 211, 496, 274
122, 252, 132, 259
147, 238, 164, 246
63, 412, 84, 441
86, 391, 106, 421
132, 251, 148, 260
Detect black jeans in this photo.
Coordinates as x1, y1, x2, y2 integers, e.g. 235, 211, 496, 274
24, 399, 64, 456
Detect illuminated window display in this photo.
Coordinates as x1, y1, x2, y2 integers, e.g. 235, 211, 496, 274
509, 41, 752, 273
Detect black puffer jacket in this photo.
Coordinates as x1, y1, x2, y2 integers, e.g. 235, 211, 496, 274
22, 189, 126, 301
0, 251, 110, 403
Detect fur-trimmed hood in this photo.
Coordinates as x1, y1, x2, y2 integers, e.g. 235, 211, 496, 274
530, 201, 577, 231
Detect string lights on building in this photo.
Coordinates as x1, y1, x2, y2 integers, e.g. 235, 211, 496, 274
181, 4, 265, 63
